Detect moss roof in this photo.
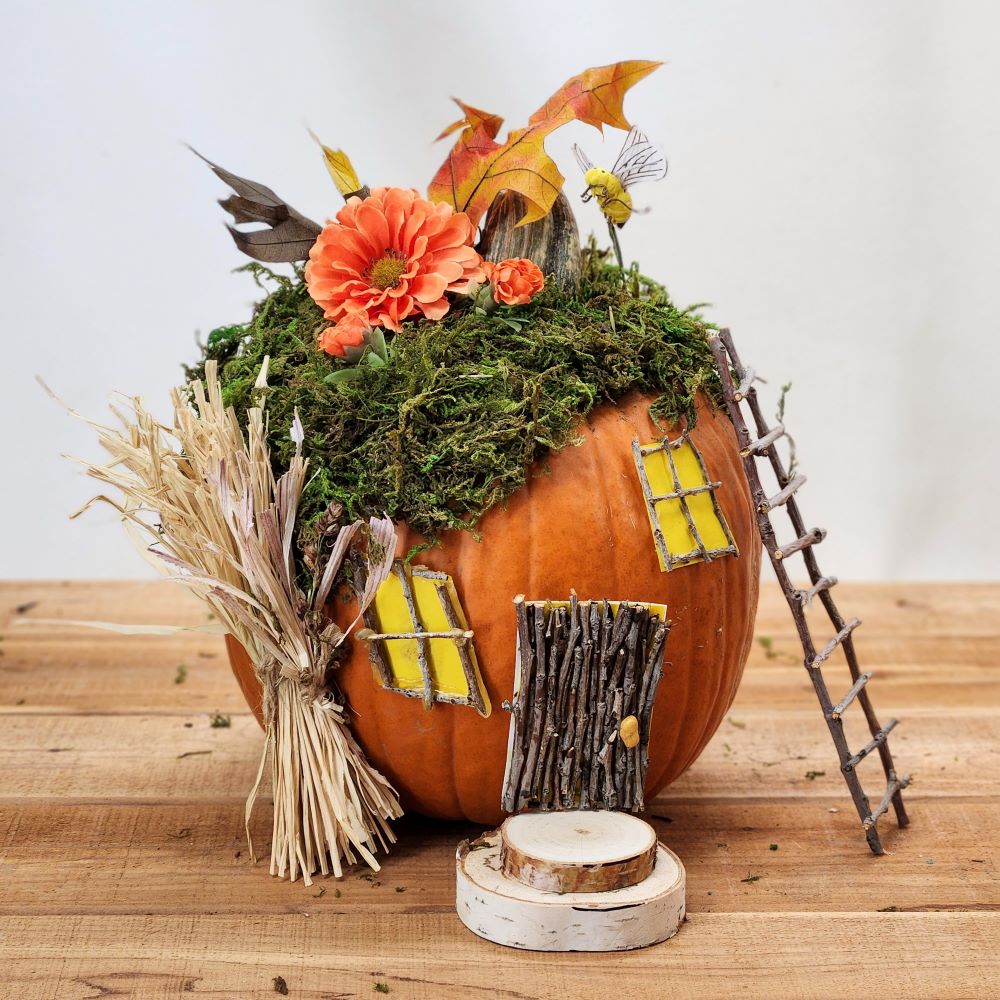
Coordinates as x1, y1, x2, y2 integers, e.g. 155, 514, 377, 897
186, 247, 721, 542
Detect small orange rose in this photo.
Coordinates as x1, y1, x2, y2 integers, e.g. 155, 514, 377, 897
318, 312, 369, 357
484, 257, 544, 306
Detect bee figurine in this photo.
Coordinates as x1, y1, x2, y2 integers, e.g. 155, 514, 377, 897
572, 126, 668, 270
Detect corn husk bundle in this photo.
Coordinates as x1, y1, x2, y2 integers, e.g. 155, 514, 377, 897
66, 360, 402, 883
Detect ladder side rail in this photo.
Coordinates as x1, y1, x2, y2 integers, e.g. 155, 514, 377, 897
710, 336, 815, 643
713, 333, 831, 660
712, 335, 818, 643
721, 328, 834, 603
721, 325, 831, 594
743, 388, 830, 586
738, 369, 907, 823
716, 329, 909, 833
739, 380, 870, 677
742, 373, 885, 689
761, 521, 883, 841
713, 336, 884, 854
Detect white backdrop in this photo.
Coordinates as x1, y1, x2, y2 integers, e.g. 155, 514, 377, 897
2, 0, 998, 580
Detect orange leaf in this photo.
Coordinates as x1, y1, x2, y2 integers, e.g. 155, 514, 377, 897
428, 60, 661, 228
435, 99, 504, 143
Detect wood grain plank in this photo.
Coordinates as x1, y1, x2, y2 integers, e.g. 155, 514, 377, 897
0, 709, 991, 802
750, 580, 1000, 637
0, 639, 247, 716
6, 580, 997, 636
3, 582, 998, 715
1, 800, 995, 916
0, 713, 259, 801
1, 912, 996, 1000
3, 641, 996, 715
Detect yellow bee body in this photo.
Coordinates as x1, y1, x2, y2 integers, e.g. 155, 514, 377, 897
582, 167, 633, 226
573, 127, 667, 229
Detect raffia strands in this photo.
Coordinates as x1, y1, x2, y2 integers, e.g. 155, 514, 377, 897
60, 360, 403, 883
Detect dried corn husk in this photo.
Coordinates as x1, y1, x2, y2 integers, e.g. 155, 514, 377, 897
61, 360, 402, 882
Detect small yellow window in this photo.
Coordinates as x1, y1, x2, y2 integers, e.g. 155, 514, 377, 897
359, 563, 491, 717
632, 435, 738, 572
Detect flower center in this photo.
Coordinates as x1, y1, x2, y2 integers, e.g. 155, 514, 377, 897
367, 250, 408, 290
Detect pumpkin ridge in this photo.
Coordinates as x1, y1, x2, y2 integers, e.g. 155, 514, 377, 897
697, 409, 757, 769
587, 411, 622, 600
450, 532, 480, 823
525, 456, 538, 601
685, 416, 734, 775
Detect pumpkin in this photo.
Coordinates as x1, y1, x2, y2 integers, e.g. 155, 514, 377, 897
227, 389, 760, 826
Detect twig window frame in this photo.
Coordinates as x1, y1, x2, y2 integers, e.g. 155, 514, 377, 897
359, 563, 490, 717
632, 433, 739, 572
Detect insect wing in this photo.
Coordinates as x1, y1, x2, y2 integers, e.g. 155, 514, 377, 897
612, 127, 668, 189
572, 143, 596, 174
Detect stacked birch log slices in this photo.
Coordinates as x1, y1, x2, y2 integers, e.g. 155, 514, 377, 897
456, 811, 685, 951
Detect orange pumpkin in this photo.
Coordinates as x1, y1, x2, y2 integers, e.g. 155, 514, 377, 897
227, 390, 760, 825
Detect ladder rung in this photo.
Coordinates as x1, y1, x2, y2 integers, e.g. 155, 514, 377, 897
863, 774, 912, 829
734, 366, 756, 401
828, 672, 873, 719
844, 719, 899, 772
741, 422, 784, 457
795, 575, 838, 605
774, 527, 826, 560
810, 617, 861, 669
759, 474, 807, 513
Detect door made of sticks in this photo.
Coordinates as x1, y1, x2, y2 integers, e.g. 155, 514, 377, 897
502, 596, 671, 814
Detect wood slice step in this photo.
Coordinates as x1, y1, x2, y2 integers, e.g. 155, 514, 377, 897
456, 825, 685, 952
499, 811, 657, 894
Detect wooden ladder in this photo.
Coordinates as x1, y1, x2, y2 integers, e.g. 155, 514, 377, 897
708, 328, 910, 854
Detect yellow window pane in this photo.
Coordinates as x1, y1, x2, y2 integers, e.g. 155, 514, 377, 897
640, 439, 737, 570
371, 568, 491, 716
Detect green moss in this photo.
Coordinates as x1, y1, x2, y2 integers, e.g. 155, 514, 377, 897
186, 248, 721, 540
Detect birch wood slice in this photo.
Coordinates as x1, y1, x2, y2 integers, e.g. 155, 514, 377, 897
456, 831, 685, 952
500, 811, 657, 893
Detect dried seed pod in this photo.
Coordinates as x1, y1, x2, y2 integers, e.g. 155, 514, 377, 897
477, 190, 582, 291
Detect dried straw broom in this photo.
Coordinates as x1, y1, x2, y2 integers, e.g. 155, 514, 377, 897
62, 359, 403, 883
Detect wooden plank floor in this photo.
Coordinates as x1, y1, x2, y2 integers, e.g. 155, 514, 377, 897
1, 581, 997, 999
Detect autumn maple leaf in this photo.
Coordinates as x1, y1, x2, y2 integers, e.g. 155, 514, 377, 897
428, 60, 661, 229
435, 99, 504, 143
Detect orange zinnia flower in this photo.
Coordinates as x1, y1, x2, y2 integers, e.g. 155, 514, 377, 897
484, 257, 544, 306
306, 187, 485, 333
